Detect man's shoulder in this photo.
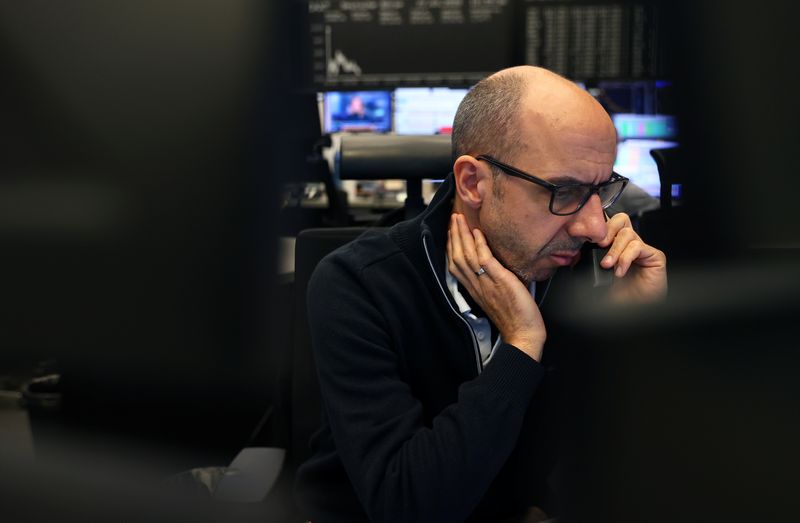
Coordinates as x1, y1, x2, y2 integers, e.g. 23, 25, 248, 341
318, 226, 406, 276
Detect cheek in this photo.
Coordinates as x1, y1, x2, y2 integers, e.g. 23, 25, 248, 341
513, 206, 558, 238
483, 190, 567, 252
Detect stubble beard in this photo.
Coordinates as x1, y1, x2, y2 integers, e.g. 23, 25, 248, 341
499, 252, 555, 285
488, 232, 586, 285
486, 235, 553, 286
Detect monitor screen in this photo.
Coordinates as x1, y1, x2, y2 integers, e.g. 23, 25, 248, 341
307, 3, 668, 90
323, 91, 392, 133
613, 113, 677, 140
308, 2, 513, 90
614, 139, 678, 198
394, 87, 469, 135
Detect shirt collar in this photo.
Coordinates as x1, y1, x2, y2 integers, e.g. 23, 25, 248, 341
444, 255, 536, 317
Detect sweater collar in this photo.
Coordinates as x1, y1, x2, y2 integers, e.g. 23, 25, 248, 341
417, 173, 457, 284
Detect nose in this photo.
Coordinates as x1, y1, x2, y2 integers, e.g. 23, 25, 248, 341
566, 193, 607, 243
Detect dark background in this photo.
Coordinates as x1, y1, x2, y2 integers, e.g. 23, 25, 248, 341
0, 0, 308, 481
1, 0, 799, 521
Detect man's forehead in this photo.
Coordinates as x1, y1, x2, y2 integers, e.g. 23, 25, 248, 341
512, 115, 616, 167
546, 171, 613, 185
510, 137, 617, 187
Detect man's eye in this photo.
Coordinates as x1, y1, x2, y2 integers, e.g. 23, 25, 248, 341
555, 186, 584, 203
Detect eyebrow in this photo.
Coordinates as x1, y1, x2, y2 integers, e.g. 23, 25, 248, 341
547, 175, 587, 185
548, 173, 614, 186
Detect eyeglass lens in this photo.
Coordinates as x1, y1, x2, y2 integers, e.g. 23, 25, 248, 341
552, 180, 625, 214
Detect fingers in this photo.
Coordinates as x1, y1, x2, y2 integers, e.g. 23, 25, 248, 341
600, 226, 638, 272
598, 212, 666, 278
447, 214, 469, 278
448, 213, 509, 288
454, 213, 481, 273
447, 214, 484, 292
471, 226, 507, 280
598, 212, 635, 272
612, 237, 644, 277
597, 212, 632, 249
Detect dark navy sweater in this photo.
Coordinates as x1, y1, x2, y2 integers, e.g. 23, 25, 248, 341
295, 175, 567, 522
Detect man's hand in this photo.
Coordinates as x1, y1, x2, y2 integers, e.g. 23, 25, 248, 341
447, 213, 546, 361
597, 212, 667, 303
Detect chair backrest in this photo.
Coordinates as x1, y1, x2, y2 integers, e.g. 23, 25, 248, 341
338, 134, 451, 220
650, 146, 681, 209
289, 227, 382, 467
641, 146, 695, 261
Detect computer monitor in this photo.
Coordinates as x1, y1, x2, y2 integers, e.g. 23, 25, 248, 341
393, 87, 469, 135
614, 139, 679, 198
323, 91, 392, 133
613, 113, 677, 140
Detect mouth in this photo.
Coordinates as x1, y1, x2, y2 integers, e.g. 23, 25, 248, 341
548, 251, 580, 266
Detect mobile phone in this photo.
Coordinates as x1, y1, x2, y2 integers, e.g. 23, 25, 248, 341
590, 245, 613, 288
590, 211, 614, 288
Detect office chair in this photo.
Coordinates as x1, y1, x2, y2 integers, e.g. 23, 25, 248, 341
268, 135, 453, 518
650, 146, 681, 210
337, 134, 452, 224
288, 135, 451, 462
639, 146, 693, 260
288, 227, 385, 469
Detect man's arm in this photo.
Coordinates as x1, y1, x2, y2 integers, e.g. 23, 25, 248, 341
308, 254, 544, 522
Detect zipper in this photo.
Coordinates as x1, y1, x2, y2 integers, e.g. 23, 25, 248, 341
422, 233, 483, 375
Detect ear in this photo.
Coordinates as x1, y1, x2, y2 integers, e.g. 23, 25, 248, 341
453, 155, 490, 210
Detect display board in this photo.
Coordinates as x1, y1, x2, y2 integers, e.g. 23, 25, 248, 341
394, 87, 469, 135
323, 91, 393, 132
308, 0, 516, 89
523, 1, 665, 80
307, 1, 667, 91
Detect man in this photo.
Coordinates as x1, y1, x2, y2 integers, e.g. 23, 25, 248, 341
295, 66, 667, 522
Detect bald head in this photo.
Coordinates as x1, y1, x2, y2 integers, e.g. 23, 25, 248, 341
450, 67, 619, 285
451, 66, 616, 166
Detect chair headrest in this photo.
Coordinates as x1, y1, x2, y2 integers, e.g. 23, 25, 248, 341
336, 134, 452, 180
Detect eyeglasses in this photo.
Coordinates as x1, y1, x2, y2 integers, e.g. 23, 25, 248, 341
476, 155, 629, 216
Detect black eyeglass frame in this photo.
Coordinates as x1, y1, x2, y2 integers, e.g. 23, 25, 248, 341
476, 154, 629, 216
